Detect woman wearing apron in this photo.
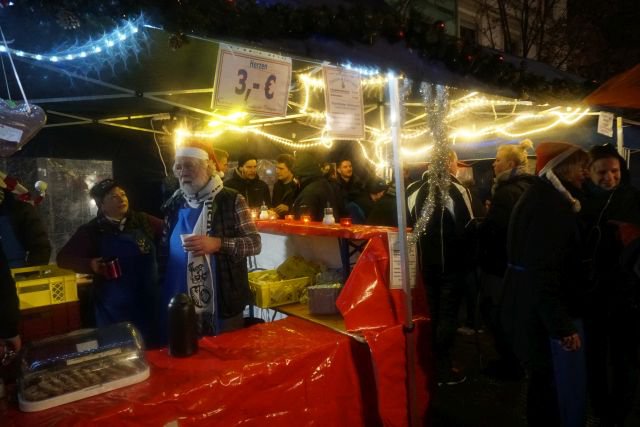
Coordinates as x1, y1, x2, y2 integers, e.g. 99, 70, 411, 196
57, 179, 163, 347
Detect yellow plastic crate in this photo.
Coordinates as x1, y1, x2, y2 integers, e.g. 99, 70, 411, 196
248, 270, 310, 308
11, 265, 78, 310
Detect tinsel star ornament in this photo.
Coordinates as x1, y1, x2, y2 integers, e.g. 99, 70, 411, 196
409, 83, 451, 245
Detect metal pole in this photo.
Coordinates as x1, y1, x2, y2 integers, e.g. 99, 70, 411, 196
388, 73, 419, 427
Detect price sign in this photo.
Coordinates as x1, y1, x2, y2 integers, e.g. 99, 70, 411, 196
323, 66, 365, 139
212, 46, 292, 117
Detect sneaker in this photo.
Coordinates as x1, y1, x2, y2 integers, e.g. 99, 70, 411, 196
456, 326, 476, 336
437, 368, 467, 386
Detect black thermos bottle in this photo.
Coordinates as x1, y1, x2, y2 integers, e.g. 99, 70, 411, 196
168, 293, 198, 357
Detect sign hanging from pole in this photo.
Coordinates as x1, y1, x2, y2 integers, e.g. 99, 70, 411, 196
387, 231, 417, 290
212, 45, 292, 117
323, 66, 365, 139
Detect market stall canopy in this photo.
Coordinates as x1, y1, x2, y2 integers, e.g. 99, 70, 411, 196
584, 64, 640, 109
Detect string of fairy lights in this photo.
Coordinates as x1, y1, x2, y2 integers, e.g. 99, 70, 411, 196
175, 64, 593, 170
0, 15, 146, 65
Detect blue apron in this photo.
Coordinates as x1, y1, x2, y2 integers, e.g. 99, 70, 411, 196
95, 227, 159, 346
0, 215, 27, 268
161, 207, 218, 342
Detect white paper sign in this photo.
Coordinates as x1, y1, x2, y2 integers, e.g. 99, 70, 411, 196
212, 46, 292, 117
323, 66, 365, 139
597, 111, 614, 137
0, 124, 23, 143
387, 231, 417, 290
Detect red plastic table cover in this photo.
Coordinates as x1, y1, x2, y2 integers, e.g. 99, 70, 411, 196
337, 233, 433, 426
4, 317, 379, 427
255, 219, 399, 239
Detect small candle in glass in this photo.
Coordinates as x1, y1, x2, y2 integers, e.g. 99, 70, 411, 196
250, 209, 258, 220
301, 215, 311, 223
340, 217, 352, 227
284, 214, 295, 222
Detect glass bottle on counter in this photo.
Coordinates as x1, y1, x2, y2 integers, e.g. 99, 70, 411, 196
259, 202, 269, 220
322, 203, 335, 225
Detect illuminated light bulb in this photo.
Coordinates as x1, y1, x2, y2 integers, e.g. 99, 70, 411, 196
50, 56, 58, 62
79, 52, 87, 58
0, 46, 6, 52
118, 32, 127, 41
106, 40, 115, 47
66, 54, 74, 60
34, 54, 43, 60
94, 46, 102, 53
15, 51, 24, 57
131, 26, 139, 33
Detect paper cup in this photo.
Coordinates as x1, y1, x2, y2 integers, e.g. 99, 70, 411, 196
180, 233, 195, 244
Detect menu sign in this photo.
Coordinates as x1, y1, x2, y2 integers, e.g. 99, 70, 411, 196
323, 66, 365, 139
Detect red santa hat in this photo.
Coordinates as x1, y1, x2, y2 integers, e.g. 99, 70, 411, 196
535, 141, 581, 175
535, 141, 583, 212
175, 140, 223, 176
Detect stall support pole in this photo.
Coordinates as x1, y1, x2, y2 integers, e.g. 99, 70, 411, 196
388, 74, 419, 427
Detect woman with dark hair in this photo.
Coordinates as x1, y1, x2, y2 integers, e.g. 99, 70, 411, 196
581, 144, 640, 426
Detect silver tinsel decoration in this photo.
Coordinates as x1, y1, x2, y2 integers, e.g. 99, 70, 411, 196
409, 83, 451, 245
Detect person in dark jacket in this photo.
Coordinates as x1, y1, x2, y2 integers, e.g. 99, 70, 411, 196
57, 179, 163, 345
291, 152, 340, 222
0, 183, 51, 267
0, 244, 20, 368
477, 139, 535, 380
502, 141, 589, 427
271, 154, 297, 218
224, 153, 271, 209
581, 144, 640, 426
407, 150, 474, 386
351, 178, 388, 224
366, 181, 399, 227
160, 142, 261, 341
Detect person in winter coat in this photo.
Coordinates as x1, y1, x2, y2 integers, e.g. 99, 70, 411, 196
224, 153, 271, 209
0, 181, 51, 267
407, 149, 474, 386
0, 244, 20, 369
271, 154, 297, 218
57, 179, 163, 346
291, 152, 341, 222
502, 141, 590, 427
160, 142, 261, 341
581, 144, 640, 426
477, 139, 535, 380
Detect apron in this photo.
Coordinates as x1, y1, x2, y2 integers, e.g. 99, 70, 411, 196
0, 215, 27, 268
161, 207, 218, 341
95, 227, 158, 346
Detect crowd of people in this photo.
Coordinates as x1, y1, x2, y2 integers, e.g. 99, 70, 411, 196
1, 139, 640, 427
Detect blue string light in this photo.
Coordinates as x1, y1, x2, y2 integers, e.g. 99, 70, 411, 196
0, 15, 146, 65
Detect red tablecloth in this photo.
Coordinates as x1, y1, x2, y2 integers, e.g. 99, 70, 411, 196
4, 317, 378, 426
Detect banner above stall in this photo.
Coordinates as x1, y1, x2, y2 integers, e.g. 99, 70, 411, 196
212, 45, 292, 117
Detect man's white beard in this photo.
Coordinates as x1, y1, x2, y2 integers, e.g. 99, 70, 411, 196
181, 179, 207, 196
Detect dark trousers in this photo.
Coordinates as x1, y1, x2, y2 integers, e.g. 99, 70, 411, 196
423, 266, 465, 377
480, 270, 520, 368
585, 305, 639, 424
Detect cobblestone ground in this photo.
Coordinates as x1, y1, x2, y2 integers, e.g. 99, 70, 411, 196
430, 330, 640, 427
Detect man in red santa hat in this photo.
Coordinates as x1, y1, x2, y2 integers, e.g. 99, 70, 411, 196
501, 141, 590, 427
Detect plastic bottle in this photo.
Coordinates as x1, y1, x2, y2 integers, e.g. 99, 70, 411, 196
259, 202, 269, 220
168, 293, 198, 357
